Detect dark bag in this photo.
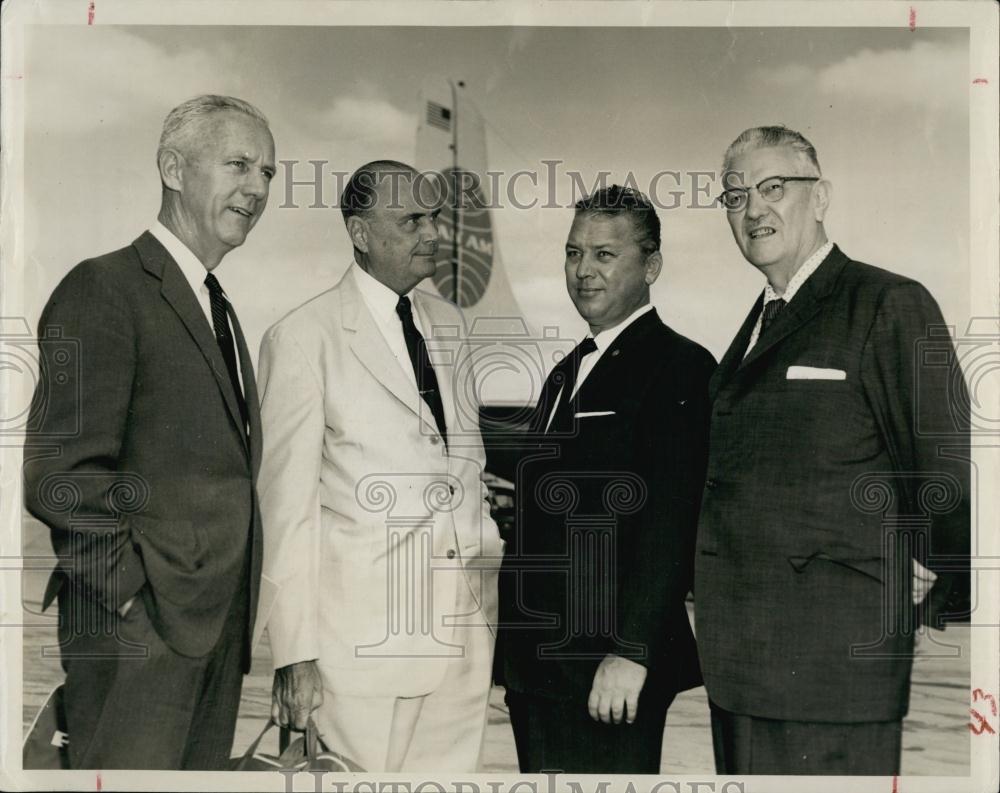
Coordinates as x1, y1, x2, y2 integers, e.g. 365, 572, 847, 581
230, 718, 364, 771
23, 685, 70, 769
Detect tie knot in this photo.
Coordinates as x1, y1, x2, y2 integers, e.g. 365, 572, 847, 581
395, 295, 413, 321
204, 272, 223, 296
578, 337, 598, 357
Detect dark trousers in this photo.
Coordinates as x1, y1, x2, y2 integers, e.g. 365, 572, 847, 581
57, 580, 248, 770
709, 701, 902, 775
505, 688, 673, 774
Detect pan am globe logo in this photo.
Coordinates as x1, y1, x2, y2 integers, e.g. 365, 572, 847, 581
430, 167, 493, 308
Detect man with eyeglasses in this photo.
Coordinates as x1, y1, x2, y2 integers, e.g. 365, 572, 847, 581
694, 125, 970, 775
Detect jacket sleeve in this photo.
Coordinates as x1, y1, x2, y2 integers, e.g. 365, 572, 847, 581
257, 322, 325, 668
616, 344, 716, 663
861, 281, 971, 628
23, 262, 148, 612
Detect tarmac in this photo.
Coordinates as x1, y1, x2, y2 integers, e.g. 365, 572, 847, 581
20, 518, 971, 776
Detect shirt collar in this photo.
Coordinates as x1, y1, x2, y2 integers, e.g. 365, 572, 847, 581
353, 262, 414, 326
149, 220, 213, 297
763, 240, 834, 306
589, 303, 654, 352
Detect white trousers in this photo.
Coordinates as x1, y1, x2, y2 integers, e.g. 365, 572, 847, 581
312, 571, 495, 772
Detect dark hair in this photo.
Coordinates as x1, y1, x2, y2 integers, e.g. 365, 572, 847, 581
573, 184, 661, 255
340, 160, 418, 224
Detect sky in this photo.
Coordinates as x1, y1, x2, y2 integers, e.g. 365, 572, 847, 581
20, 23, 972, 401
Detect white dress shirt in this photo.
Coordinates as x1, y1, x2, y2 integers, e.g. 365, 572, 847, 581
148, 221, 244, 391
353, 263, 428, 392
544, 303, 655, 432
744, 240, 834, 356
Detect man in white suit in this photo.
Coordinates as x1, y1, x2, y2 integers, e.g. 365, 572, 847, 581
258, 161, 503, 772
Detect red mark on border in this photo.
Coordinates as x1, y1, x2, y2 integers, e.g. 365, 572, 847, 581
969, 689, 998, 735
908, 7, 916, 32
88, 1, 95, 25
95, 773, 102, 791
972, 78, 989, 85
891, 774, 899, 793
969, 709, 995, 735
973, 689, 997, 715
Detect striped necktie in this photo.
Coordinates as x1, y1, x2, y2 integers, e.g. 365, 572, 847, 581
204, 272, 248, 429
396, 295, 448, 445
760, 297, 787, 334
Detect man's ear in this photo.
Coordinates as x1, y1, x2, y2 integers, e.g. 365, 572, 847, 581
814, 179, 832, 222
644, 250, 664, 285
346, 215, 370, 254
158, 148, 184, 193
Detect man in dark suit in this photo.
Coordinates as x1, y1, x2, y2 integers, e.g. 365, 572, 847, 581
499, 186, 715, 773
23, 94, 274, 769
695, 125, 970, 774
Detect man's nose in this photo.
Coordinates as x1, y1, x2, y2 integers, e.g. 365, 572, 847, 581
420, 215, 439, 243
244, 174, 268, 201
575, 253, 596, 279
744, 187, 768, 219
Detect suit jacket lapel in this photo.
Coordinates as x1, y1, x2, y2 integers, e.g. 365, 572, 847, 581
531, 355, 573, 435
341, 267, 439, 436
710, 295, 762, 399
134, 232, 250, 448
714, 245, 850, 391
739, 246, 848, 371
576, 310, 659, 404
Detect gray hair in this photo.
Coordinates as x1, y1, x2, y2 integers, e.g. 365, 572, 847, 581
157, 94, 269, 162
722, 125, 821, 176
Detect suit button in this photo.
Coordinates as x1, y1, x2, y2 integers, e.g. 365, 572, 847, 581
430, 435, 440, 445
705, 479, 718, 490
446, 549, 456, 559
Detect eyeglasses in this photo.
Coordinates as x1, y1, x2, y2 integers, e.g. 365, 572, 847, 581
718, 176, 820, 212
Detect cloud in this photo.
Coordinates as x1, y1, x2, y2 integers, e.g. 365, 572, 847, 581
314, 96, 415, 146
755, 40, 966, 111
25, 27, 239, 135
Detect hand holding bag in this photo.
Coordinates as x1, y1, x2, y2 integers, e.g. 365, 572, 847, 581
230, 718, 364, 771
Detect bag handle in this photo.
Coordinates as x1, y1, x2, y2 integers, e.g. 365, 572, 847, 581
273, 717, 330, 768
232, 719, 278, 770
304, 717, 329, 761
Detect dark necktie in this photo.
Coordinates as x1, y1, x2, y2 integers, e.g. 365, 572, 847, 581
760, 297, 787, 335
395, 295, 448, 445
204, 272, 248, 429
545, 337, 598, 434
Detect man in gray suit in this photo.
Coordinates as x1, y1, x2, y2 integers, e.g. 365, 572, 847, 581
24, 94, 274, 769
695, 125, 970, 775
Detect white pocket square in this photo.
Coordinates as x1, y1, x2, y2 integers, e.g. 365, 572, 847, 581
786, 365, 846, 380
575, 410, 616, 418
